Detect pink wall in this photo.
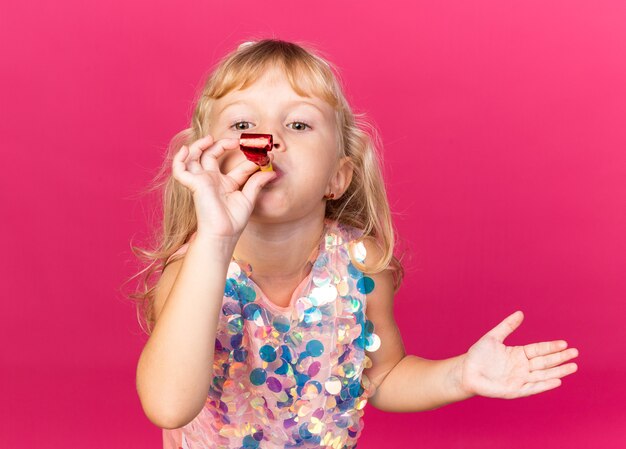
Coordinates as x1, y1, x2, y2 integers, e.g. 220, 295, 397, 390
1, 0, 624, 447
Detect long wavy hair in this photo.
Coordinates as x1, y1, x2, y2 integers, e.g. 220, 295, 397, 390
124, 38, 406, 336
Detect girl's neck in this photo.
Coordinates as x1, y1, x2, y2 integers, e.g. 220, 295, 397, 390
232, 214, 328, 282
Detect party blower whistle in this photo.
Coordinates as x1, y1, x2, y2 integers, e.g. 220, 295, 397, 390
239, 133, 273, 171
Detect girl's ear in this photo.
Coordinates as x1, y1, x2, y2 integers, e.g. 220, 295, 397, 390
329, 156, 354, 199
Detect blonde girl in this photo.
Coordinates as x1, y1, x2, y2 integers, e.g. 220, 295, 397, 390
132, 39, 579, 449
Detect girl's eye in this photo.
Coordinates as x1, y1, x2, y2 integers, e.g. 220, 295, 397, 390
230, 121, 253, 131
287, 121, 312, 131
229, 121, 312, 132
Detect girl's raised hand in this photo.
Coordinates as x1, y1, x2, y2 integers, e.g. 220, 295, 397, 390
457, 311, 579, 399
172, 134, 277, 240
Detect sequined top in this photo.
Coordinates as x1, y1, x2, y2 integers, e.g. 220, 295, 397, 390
161, 218, 380, 449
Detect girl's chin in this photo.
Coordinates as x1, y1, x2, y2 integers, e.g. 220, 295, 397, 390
252, 192, 288, 212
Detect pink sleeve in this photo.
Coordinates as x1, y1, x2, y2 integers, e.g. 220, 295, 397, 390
165, 232, 197, 264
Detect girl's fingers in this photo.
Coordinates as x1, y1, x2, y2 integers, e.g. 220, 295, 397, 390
199, 137, 240, 169
187, 134, 215, 161
241, 170, 278, 204
184, 135, 215, 174
518, 378, 562, 398
527, 362, 578, 383
529, 347, 579, 371
484, 311, 524, 344
225, 160, 262, 186
173, 145, 194, 186
524, 340, 568, 359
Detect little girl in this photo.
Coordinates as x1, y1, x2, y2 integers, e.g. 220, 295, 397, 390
134, 39, 579, 449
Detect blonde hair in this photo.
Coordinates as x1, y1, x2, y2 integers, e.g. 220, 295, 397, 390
124, 38, 406, 336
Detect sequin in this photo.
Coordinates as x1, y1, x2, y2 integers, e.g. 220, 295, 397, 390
274, 390, 289, 403
348, 379, 363, 397
266, 376, 282, 393
229, 361, 247, 379
285, 331, 303, 348
241, 435, 259, 448
222, 302, 239, 316
364, 319, 374, 335
238, 284, 256, 304
314, 252, 329, 268
295, 372, 310, 387
227, 315, 243, 334
303, 306, 322, 324
365, 333, 381, 352
295, 399, 312, 417
296, 353, 314, 373
347, 296, 363, 313
337, 279, 349, 296
242, 303, 262, 321
228, 261, 241, 278
312, 407, 324, 419
308, 417, 326, 434
236, 260, 253, 278
356, 276, 375, 294
309, 284, 338, 306
352, 241, 367, 263
272, 315, 291, 333
325, 232, 344, 248
283, 416, 297, 429
347, 262, 361, 278
302, 380, 322, 399
224, 278, 238, 297
325, 376, 342, 395
274, 359, 293, 375
233, 348, 248, 362
306, 340, 324, 357
361, 374, 371, 389
312, 268, 331, 287
321, 432, 344, 448
325, 394, 337, 410
230, 333, 243, 348
249, 368, 267, 386
308, 361, 321, 377
259, 345, 277, 362
340, 362, 356, 378
280, 344, 295, 363
299, 423, 313, 439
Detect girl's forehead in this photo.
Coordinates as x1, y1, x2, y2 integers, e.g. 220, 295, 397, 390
208, 65, 339, 122
215, 88, 333, 118
220, 67, 331, 106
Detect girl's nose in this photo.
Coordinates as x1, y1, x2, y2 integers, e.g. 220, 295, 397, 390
273, 143, 280, 149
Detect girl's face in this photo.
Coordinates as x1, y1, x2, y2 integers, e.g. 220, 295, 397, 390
208, 67, 351, 221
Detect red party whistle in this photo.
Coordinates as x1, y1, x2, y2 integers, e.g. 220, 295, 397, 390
239, 133, 273, 171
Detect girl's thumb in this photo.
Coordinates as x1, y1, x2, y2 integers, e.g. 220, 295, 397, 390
241, 171, 277, 203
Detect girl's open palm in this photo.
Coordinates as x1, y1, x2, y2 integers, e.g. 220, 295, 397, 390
172, 135, 276, 239
459, 311, 579, 399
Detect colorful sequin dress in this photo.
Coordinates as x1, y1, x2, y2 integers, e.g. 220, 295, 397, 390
162, 218, 380, 449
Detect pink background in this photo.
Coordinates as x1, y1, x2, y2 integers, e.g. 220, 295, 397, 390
1, 0, 624, 447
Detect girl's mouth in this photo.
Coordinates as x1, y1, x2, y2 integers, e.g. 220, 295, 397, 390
269, 165, 283, 182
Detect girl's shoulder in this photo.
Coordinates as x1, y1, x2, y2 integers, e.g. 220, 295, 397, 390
333, 220, 384, 272
332, 219, 365, 244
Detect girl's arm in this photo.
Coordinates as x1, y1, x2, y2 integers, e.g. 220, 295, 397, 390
362, 238, 578, 412
360, 238, 470, 412
136, 234, 236, 429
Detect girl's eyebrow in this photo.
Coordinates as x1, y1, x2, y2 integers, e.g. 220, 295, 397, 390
219, 99, 326, 116
284, 100, 326, 116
